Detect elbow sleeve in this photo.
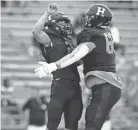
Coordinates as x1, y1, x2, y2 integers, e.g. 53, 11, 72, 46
73, 45, 89, 60
59, 45, 89, 68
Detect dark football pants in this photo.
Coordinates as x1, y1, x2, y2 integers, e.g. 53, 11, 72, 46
47, 79, 83, 130
85, 82, 121, 130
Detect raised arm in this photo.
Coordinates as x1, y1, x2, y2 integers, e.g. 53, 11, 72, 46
32, 3, 58, 47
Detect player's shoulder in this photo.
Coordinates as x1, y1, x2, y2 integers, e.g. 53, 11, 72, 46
78, 28, 96, 37
76, 27, 111, 44
78, 27, 111, 36
77, 28, 104, 39
77, 28, 100, 43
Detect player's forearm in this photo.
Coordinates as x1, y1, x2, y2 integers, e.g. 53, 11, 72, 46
32, 12, 49, 34
56, 45, 89, 69
56, 53, 74, 65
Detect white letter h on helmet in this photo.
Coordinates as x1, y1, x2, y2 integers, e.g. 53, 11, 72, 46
96, 7, 105, 16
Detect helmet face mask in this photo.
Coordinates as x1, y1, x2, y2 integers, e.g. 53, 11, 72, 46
56, 20, 72, 36
45, 12, 73, 37
81, 14, 90, 27
81, 4, 112, 28
81, 14, 102, 28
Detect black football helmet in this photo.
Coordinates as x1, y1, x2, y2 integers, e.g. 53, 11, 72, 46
45, 12, 72, 37
81, 4, 113, 28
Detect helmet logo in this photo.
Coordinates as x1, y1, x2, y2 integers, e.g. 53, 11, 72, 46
96, 7, 106, 16
48, 15, 52, 20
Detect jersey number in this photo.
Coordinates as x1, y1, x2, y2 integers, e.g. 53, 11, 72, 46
104, 33, 114, 54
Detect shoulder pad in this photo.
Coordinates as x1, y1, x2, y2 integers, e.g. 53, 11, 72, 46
77, 28, 100, 44
78, 28, 100, 36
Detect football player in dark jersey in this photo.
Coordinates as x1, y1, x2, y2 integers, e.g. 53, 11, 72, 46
33, 4, 83, 130
35, 4, 123, 130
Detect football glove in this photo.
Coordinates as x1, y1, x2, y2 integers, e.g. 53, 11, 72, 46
34, 62, 58, 78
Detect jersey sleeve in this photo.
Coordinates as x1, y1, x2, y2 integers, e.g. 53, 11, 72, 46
76, 29, 100, 45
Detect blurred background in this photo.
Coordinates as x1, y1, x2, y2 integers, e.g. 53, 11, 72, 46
1, 0, 138, 130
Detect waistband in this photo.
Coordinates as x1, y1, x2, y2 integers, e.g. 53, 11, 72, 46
52, 78, 80, 82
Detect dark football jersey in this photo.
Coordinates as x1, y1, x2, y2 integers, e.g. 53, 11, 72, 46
42, 29, 80, 81
77, 27, 116, 75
